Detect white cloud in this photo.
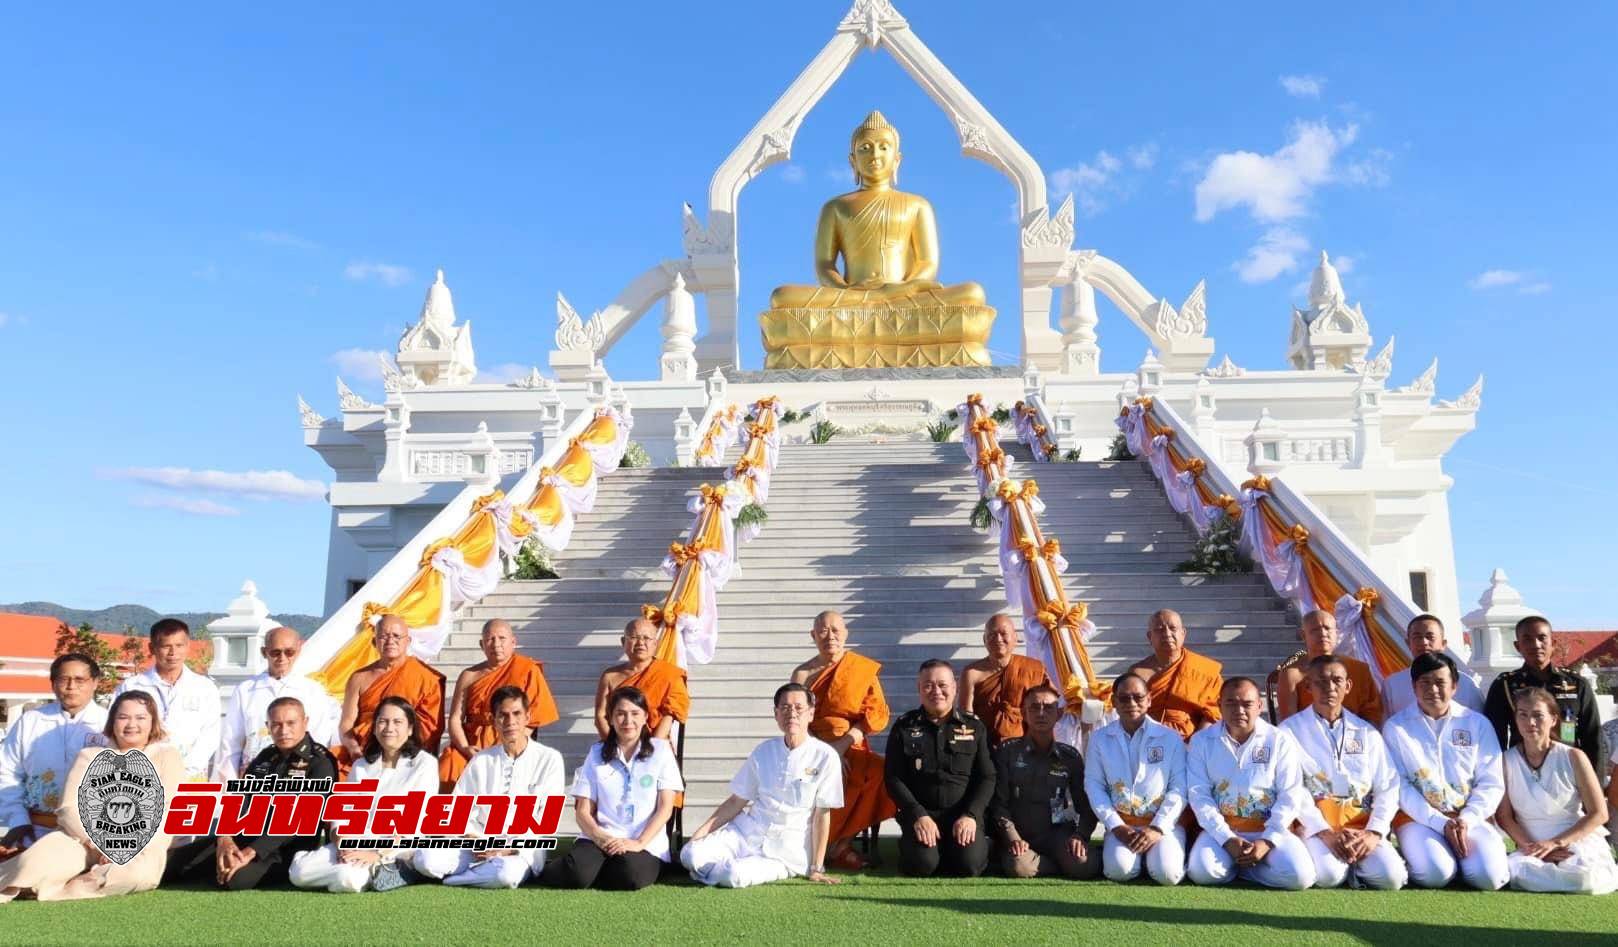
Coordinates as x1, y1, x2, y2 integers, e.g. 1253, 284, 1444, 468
1234, 227, 1310, 284
130, 494, 240, 517
103, 467, 327, 501
1280, 75, 1326, 98
246, 230, 320, 250
475, 363, 534, 384
1332, 254, 1357, 275
780, 164, 806, 184
344, 261, 414, 287
1126, 143, 1159, 170
0, 312, 9, 328
1469, 269, 1551, 295
1195, 122, 1357, 223
1469, 269, 1523, 289
331, 348, 390, 382
1050, 151, 1123, 216
1344, 148, 1393, 187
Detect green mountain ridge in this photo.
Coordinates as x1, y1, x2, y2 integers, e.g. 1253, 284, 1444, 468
1, 601, 322, 637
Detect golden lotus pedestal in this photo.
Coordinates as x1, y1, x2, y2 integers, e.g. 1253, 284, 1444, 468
759, 304, 996, 369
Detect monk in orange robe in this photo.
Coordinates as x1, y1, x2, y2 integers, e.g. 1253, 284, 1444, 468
959, 613, 1051, 745
791, 610, 895, 872
1129, 608, 1222, 740
595, 618, 689, 740
337, 614, 446, 776
439, 618, 560, 789
1276, 609, 1385, 727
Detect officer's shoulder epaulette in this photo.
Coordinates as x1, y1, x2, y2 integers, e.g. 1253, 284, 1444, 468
1052, 742, 1082, 761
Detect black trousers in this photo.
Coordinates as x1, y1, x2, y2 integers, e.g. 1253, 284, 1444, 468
540, 839, 663, 891
897, 811, 990, 878
164, 836, 311, 890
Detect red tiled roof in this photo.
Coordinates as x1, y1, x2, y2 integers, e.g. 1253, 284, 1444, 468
0, 612, 210, 666
1555, 631, 1618, 667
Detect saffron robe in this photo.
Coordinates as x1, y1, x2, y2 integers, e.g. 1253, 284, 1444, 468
439, 654, 559, 788
971, 655, 1050, 745
807, 652, 896, 843
1288, 655, 1386, 728
620, 659, 691, 733
1144, 650, 1223, 740
339, 656, 445, 776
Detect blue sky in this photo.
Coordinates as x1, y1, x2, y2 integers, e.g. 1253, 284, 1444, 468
2, 2, 1613, 627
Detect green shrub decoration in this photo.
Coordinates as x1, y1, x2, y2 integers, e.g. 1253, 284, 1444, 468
736, 503, 769, 529
511, 540, 560, 580
927, 420, 957, 442
1062, 448, 1082, 462
619, 440, 651, 468
1106, 432, 1133, 461
1173, 513, 1247, 575
809, 419, 842, 444
969, 496, 993, 531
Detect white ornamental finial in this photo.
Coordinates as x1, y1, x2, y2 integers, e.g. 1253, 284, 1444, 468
1308, 250, 1345, 309
297, 395, 325, 428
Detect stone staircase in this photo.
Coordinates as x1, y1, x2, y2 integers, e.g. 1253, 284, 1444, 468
441, 439, 1297, 829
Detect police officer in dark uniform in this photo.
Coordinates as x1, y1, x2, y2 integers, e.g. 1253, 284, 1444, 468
988, 683, 1099, 879
166, 696, 337, 890
1483, 615, 1601, 769
883, 659, 995, 877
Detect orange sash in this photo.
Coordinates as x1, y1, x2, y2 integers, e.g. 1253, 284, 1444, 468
1145, 650, 1223, 739
808, 653, 896, 843
973, 655, 1049, 744
621, 659, 690, 732
339, 656, 445, 777
439, 654, 559, 788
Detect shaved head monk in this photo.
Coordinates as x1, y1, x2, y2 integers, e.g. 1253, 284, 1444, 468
1128, 609, 1223, 740
791, 610, 894, 871
960, 614, 1051, 746
596, 618, 689, 741
1275, 610, 1385, 727
337, 615, 446, 776
440, 619, 560, 791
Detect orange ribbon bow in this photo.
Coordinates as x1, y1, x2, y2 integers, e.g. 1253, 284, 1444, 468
1354, 586, 1380, 611
698, 483, 728, 505
1241, 475, 1272, 493
966, 393, 984, 407
473, 489, 506, 513
418, 538, 456, 569
1185, 458, 1206, 477
666, 542, 707, 567
640, 603, 676, 627
1287, 524, 1311, 547
1037, 602, 1089, 631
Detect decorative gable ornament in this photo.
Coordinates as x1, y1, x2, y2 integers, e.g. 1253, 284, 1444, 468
1287, 252, 1372, 371
396, 269, 477, 386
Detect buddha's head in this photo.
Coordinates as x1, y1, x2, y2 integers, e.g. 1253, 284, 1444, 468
849, 110, 900, 188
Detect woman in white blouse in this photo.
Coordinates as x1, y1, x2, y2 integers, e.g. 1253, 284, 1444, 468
289, 696, 438, 893
541, 686, 683, 890
1496, 688, 1617, 894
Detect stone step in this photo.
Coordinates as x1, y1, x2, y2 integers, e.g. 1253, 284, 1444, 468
471, 583, 1276, 606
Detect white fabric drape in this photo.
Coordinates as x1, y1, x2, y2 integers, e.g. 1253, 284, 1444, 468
1237, 488, 1309, 607
1332, 592, 1381, 681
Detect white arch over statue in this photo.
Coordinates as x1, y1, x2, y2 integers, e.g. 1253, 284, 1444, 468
550, 0, 1213, 380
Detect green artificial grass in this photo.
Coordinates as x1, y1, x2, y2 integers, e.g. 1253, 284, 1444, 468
6, 842, 1617, 946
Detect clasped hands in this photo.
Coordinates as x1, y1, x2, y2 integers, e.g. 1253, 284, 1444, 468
1313, 827, 1383, 864
1109, 824, 1164, 855
1222, 836, 1273, 867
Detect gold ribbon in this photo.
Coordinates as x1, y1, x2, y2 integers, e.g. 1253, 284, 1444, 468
1242, 475, 1272, 492
1033, 423, 1048, 437
966, 393, 984, 407
418, 538, 455, 569
538, 465, 559, 481
1134, 396, 1155, 409
698, 483, 728, 505
1214, 493, 1241, 517
1042, 441, 1059, 457
1186, 458, 1206, 477
745, 422, 768, 440
977, 447, 1005, 470
1287, 524, 1310, 548
1037, 601, 1089, 631
640, 603, 675, 627
1355, 586, 1380, 611
473, 489, 505, 513
970, 417, 997, 435
358, 601, 391, 635
995, 479, 1039, 503
1155, 428, 1174, 441
666, 542, 707, 567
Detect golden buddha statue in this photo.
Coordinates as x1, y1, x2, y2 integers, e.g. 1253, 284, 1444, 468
760, 111, 996, 369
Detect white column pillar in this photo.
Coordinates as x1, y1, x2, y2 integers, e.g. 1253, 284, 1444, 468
1244, 409, 1287, 477
1462, 568, 1538, 686
378, 391, 411, 482
661, 273, 699, 382
1060, 274, 1101, 377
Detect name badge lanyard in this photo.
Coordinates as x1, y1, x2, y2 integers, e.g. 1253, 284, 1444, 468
1317, 714, 1350, 797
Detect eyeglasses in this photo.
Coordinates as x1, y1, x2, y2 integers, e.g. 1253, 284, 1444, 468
1114, 693, 1148, 704
775, 704, 812, 716
264, 649, 298, 657
1026, 702, 1062, 713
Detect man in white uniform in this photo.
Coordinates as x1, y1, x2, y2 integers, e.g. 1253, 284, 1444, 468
1083, 671, 1188, 885
1280, 655, 1407, 889
1382, 614, 1483, 716
214, 626, 337, 779
1186, 677, 1315, 890
0, 653, 108, 857
415, 686, 564, 888
681, 683, 843, 888
1382, 651, 1509, 890
113, 618, 221, 781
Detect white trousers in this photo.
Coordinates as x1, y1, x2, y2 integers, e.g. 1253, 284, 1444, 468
1508, 835, 1618, 895
1304, 834, 1407, 890
288, 845, 372, 894
1395, 821, 1508, 890
1187, 830, 1316, 890
1101, 826, 1187, 885
414, 846, 542, 889
680, 823, 796, 889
